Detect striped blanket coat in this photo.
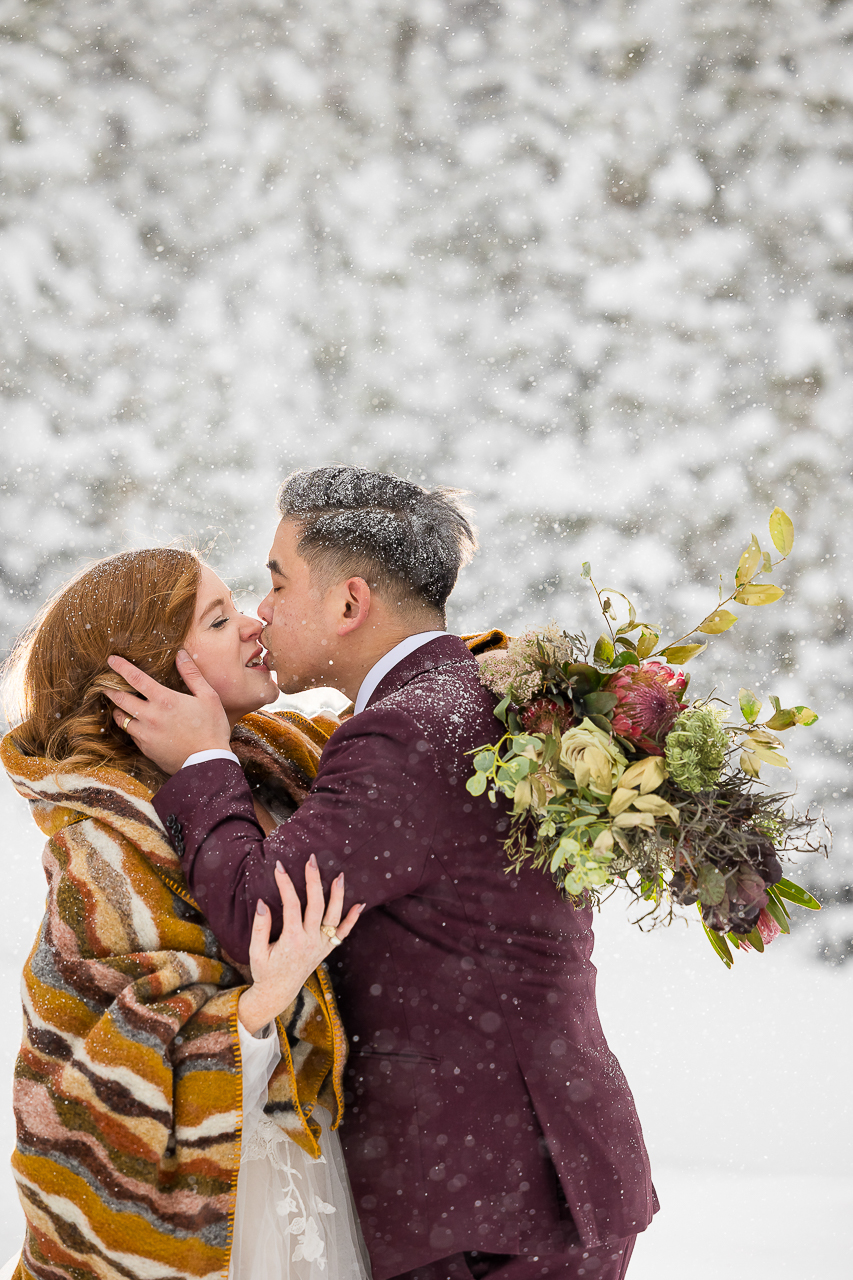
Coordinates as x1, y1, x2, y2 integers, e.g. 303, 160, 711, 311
1, 708, 346, 1280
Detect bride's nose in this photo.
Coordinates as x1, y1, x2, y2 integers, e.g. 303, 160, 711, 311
239, 614, 264, 640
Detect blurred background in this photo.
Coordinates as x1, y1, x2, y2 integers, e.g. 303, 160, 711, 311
1, 1, 851, 1274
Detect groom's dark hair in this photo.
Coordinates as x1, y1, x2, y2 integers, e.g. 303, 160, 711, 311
277, 466, 477, 622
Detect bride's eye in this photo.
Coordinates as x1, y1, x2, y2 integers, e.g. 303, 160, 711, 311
211, 616, 229, 630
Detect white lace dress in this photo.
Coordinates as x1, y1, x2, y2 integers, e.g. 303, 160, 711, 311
228, 1020, 372, 1280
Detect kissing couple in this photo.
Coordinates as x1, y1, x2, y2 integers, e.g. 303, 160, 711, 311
2, 466, 655, 1280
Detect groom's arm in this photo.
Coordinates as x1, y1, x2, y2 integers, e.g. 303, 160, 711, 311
152, 708, 441, 965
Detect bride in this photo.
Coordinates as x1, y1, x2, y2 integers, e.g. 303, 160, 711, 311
1, 547, 371, 1280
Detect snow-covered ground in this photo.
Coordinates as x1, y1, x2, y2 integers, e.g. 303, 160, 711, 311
0, 774, 850, 1275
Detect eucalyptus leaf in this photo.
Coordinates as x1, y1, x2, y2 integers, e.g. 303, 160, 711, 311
584, 691, 619, 716
697, 864, 726, 906
562, 663, 601, 694
588, 713, 617, 734
473, 750, 495, 772
466, 772, 487, 796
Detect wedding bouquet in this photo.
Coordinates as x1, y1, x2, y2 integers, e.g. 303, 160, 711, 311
466, 508, 825, 966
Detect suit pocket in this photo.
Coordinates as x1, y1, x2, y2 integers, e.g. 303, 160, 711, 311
349, 1047, 441, 1065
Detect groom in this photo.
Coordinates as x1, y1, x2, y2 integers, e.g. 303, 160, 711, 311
109, 466, 655, 1280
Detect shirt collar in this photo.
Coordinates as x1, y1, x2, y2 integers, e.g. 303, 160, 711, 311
352, 632, 447, 715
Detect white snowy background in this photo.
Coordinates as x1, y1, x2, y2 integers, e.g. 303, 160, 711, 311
1, 0, 851, 1274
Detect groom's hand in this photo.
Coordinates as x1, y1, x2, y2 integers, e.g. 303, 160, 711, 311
104, 651, 232, 775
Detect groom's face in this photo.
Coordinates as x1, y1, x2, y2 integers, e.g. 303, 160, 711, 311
257, 520, 343, 693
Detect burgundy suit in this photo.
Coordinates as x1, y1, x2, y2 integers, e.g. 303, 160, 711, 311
153, 636, 655, 1279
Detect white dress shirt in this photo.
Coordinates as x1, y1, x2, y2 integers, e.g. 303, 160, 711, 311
181, 631, 446, 769
351, 631, 446, 715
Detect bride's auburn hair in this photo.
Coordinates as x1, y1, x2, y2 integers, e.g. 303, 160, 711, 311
6, 548, 202, 790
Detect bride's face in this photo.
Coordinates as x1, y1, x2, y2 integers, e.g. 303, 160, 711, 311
184, 565, 278, 726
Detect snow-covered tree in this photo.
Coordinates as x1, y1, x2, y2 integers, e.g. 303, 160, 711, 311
1, 0, 851, 951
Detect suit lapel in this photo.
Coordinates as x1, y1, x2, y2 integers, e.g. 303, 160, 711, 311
366, 634, 476, 708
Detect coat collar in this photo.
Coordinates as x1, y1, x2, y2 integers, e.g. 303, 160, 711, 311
365, 634, 477, 709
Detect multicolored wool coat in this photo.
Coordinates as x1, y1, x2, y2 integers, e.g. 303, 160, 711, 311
1, 708, 346, 1280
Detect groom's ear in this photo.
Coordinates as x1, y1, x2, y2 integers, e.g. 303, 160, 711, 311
337, 576, 372, 635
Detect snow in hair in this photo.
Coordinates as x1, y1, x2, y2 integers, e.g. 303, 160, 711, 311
277, 466, 477, 612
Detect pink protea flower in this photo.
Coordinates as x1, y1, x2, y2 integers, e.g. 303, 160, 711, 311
738, 908, 783, 951
605, 661, 688, 755
521, 698, 575, 736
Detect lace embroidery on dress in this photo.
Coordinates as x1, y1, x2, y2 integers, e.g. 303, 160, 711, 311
242, 1116, 336, 1269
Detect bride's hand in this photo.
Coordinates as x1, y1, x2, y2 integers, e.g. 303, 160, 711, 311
237, 855, 363, 1035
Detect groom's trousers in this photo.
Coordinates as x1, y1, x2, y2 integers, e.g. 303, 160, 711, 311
391, 1234, 636, 1280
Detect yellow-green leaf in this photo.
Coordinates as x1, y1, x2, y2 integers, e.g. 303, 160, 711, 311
620, 755, 668, 794
632, 793, 680, 823
593, 633, 615, 664
636, 627, 660, 659
733, 584, 785, 606
764, 708, 796, 731
661, 643, 707, 663
736, 534, 762, 586
743, 733, 790, 769
769, 507, 794, 556
761, 551, 773, 575
612, 811, 656, 829
740, 748, 762, 778
696, 609, 738, 634
739, 687, 761, 723
608, 787, 638, 816
794, 706, 819, 727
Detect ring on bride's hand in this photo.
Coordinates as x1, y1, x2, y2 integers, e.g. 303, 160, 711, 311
320, 924, 342, 946
121, 715, 134, 732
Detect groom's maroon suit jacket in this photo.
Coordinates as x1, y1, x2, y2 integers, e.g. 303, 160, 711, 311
153, 636, 655, 1279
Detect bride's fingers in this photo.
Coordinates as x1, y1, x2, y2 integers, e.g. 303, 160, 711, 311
247, 898, 272, 972
274, 863, 303, 937
322, 872, 346, 930
302, 855, 326, 934
333, 902, 365, 942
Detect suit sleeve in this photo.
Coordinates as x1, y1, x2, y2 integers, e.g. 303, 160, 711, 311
152, 707, 442, 964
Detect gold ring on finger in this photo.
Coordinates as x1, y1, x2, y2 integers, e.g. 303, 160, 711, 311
320, 924, 342, 946
121, 715, 134, 732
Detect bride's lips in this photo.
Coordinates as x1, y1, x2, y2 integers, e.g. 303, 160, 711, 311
244, 645, 269, 671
